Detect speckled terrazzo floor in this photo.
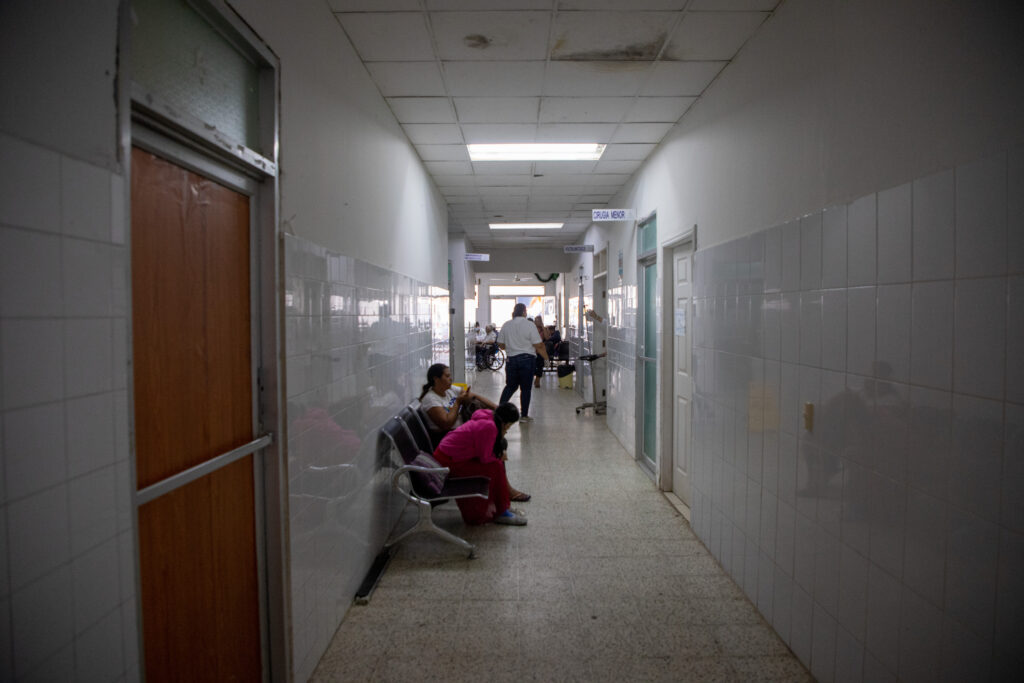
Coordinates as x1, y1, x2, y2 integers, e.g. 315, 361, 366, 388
310, 367, 811, 682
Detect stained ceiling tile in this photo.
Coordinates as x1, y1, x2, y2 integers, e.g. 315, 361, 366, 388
454, 97, 539, 123
366, 62, 446, 96
543, 61, 650, 96
665, 11, 768, 60
443, 61, 546, 96
536, 123, 617, 143
415, 144, 471, 161
550, 12, 676, 61
402, 123, 464, 144
431, 12, 551, 61
611, 122, 674, 143
641, 61, 726, 95
461, 123, 538, 143
625, 96, 695, 122
337, 13, 435, 61
387, 97, 456, 123
539, 97, 634, 123
601, 143, 657, 159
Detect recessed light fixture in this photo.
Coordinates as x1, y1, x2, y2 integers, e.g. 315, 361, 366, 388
489, 222, 563, 230
469, 143, 606, 161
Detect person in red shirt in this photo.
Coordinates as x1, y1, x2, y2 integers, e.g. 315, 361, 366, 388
433, 403, 528, 525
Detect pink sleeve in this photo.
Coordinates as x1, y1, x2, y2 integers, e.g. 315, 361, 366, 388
473, 420, 499, 464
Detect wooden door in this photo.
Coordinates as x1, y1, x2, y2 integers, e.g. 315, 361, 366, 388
131, 147, 262, 681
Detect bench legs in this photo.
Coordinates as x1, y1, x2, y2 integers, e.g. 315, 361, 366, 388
385, 498, 477, 558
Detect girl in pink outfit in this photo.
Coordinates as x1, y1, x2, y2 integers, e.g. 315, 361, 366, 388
433, 404, 528, 526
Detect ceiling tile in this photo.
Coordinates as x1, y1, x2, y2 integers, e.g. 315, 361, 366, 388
433, 175, 477, 186
461, 123, 538, 143
588, 173, 631, 184
443, 61, 546, 96
479, 185, 530, 195
366, 62, 446, 96
539, 97, 633, 123
402, 123, 464, 144
454, 97, 539, 123
541, 174, 595, 186
665, 11, 767, 60
445, 195, 483, 204
543, 61, 650, 96
625, 96, 694, 122
475, 174, 532, 186
550, 12, 676, 61
594, 159, 641, 173
330, 0, 420, 9
578, 193, 615, 202
532, 160, 597, 174
601, 143, 656, 159
415, 144, 471, 161
641, 61, 726, 95
428, 0, 552, 9
483, 197, 529, 209
610, 122, 674, 143
556, 1, 686, 8
528, 198, 577, 210
536, 123, 617, 143
688, 0, 779, 10
337, 13, 435, 61
424, 160, 474, 175
531, 185, 588, 195
431, 12, 551, 61
472, 161, 534, 175
387, 97, 456, 123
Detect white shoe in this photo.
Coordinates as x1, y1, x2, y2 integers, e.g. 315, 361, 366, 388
519, 415, 533, 423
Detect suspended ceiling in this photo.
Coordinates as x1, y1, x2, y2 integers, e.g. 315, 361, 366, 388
329, 0, 781, 248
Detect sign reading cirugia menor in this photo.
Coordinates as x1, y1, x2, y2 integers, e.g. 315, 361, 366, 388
592, 208, 635, 221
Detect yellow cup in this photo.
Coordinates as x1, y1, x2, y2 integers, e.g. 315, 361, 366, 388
453, 382, 468, 391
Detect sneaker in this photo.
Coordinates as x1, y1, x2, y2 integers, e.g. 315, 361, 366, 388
519, 415, 533, 423
494, 510, 527, 526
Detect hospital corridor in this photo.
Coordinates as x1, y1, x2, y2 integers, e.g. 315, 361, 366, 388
0, 0, 1022, 681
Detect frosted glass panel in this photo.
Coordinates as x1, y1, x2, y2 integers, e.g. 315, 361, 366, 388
132, 0, 260, 150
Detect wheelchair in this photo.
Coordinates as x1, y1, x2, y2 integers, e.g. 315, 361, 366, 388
475, 344, 505, 371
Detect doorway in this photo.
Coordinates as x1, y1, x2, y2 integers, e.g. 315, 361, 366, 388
131, 146, 268, 681
669, 241, 694, 507
636, 213, 659, 473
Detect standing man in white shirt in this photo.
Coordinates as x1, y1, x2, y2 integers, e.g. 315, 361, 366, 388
497, 303, 549, 422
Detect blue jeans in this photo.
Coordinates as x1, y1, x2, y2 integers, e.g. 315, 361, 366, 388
499, 353, 535, 417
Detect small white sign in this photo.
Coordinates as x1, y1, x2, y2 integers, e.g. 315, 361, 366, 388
464, 253, 490, 261
592, 208, 635, 222
563, 244, 594, 253
675, 308, 687, 336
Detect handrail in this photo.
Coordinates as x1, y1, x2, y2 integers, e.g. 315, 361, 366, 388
136, 433, 274, 505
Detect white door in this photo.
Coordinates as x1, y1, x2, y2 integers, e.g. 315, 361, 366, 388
672, 243, 693, 505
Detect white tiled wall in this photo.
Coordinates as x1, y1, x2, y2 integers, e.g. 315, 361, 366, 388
691, 147, 1024, 682
282, 234, 444, 681
606, 284, 637, 456
0, 133, 138, 681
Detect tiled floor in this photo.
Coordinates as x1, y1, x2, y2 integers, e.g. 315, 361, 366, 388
311, 367, 811, 682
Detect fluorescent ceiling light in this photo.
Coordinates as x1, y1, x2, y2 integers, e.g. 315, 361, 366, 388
489, 222, 563, 230
469, 143, 606, 161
